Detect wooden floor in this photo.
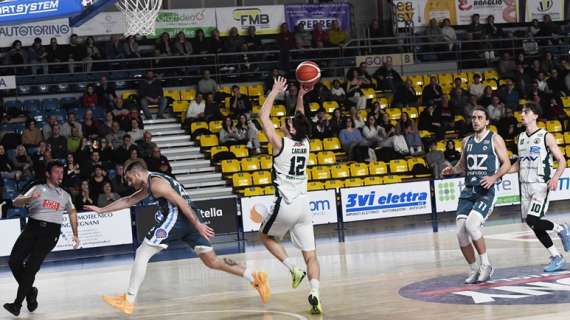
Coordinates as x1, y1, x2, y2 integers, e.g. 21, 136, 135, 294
2, 211, 570, 320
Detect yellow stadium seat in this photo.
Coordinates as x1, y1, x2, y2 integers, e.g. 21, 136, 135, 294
317, 151, 336, 165
230, 145, 249, 158
537, 121, 546, 129
248, 84, 264, 97
307, 153, 318, 166
567, 159, 570, 167
323, 137, 342, 151
325, 179, 345, 190
361, 88, 376, 99
344, 178, 363, 188
413, 85, 423, 96
172, 100, 188, 113
271, 117, 280, 128
191, 121, 209, 133
257, 131, 268, 143
220, 159, 240, 174
565, 146, 570, 156
419, 130, 432, 138
489, 125, 497, 133
547, 120, 563, 133
121, 90, 137, 100
309, 102, 321, 113
267, 143, 273, 155
378, 97, 389, 108
252, 171, 272, 185
454, 115, 464, 122
323, 101, 339, 113
241, 157, 260, 171
454, 139, 463, 152
321, 79, 332, 89
389, 159, 409, 174
311, 166, 331, 180
483, 69, 499, 80
350, 163, 369, 177
310, 139, 323, 152
239, 86, 248, 95
271, 104, 287, 117
564, 132, 570, 145
514, 111, 522, 122
307, 181, 324, 191
383, 175, 402, 184
369, 161, 388, 175
435, 141, 445, 152
554, 132, 564, 145
331, 164, 350, 179
180, 88, 197, 101
359, 110, 368, 120
264, 185, 275, 195
407, 74, 424, 86
210, 146, 228, 158
199, 134, 218, 148
562, 96, 570, 108
164, 89, 180, 101
232, 172, 251, 188
407, 157, 427, 169
438, 73, 454, 87
243, 187, 264, 197
403, 107, 419, 119
364, 176, 383, 186
386, 108, 401, 120
208, 120, 223, 133
258, 155, 272, 170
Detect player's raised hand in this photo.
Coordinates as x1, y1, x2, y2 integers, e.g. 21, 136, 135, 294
272, 76, 288, 93
441, 166, 454, 176
196, 222, 215, 240
299, 83, 313, 97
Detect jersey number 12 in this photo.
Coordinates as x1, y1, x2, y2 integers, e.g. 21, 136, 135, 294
289, 156, 306, 176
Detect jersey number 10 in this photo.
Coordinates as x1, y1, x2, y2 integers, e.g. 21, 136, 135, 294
289, 156, 306, 176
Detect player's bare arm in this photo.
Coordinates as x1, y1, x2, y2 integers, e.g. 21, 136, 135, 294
481, 134, 511, 189
508, 134, 520, 173
84, 188, 149, 213
545, 132, 566, 190
69, 208, 81, 249
260, 76, 287, 155
442, 137, 468, 176
296, 85, 312, 115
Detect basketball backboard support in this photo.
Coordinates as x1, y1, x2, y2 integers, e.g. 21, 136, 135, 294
69, 0, 117, 28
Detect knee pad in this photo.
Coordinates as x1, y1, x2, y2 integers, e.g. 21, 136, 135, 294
456, 218, 471, 247
465, 211, 484, 241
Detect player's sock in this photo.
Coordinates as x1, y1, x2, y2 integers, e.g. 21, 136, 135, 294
309, 279, 320, 292
126, 292, 136, 304
548, 245, 561, 257
282, 258, 295, 272
480, 253, 490, 266
469, 262, 479, 272
242, 268, 254, 284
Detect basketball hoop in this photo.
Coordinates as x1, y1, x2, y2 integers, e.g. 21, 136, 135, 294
115, 0, 162, 36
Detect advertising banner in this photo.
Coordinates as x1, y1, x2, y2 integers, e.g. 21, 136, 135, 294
434, 173, 521, 213
0, 75, 16, 90
0, 18, 71, 47
394, 0, 419, 28
418, 0, 518, 26
356, 53, 415, 67
340, 181, 432, 222
194, 197, 239, 234
0, 0, 84, 25
154, 8, 217, 38
53, 209, 133, 251
284, 3, 352, 31
216, 5, 285, 36
0, 218, 21, 257
525, 0, 564, 22
72, 11, 126, 36
546, 168, 570, 202
240, 190, 337, 232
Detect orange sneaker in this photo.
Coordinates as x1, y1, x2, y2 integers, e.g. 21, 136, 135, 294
252, 272, 271, 304
102, 294, 134, 315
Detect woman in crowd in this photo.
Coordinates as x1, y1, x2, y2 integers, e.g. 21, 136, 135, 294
97, 181, 120, 207
236, 113, 261, 154
74, 180, 95, 209
219, 116, 247, 146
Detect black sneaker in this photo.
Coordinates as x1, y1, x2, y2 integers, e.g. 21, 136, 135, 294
3, 303, 21, 316
27, 287, 38, 312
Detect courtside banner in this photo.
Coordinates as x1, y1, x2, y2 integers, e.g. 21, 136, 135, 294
240, 190, 337, 232
194, 197, 238, 234
216, 5, 285, 36
0, 17, 71, 47
53, 209, 132, 251
0, 75, 16, 90
0, 0, 84, 25
547, 168, 570, 201
0, 218, 21, 257
340, 181, 432, 222
284, 3, 351, 31
72, 11, 126, 36
525, 0, 564, 21
434, 173, 521, 213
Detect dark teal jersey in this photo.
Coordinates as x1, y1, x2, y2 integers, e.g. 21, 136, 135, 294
464, 131, 499, 187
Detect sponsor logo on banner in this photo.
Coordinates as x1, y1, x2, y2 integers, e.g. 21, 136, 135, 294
240, 190, 337, 232
0, 18, 71, 47
0, 75, 16, 90
525, 0, 563, 21
393, 0, 419, 28
454, 0, 518, 24
0, 218, 21, 257
72, 12, 126, 36
284, 3, 352, 31
341, 181, 432, 222
54, 209, 133, 251
356, 53, 414, 67
154, 9, 217, 38
400, 265, 570, 304
0, 0, 83, 25
194, 197, 238, 234
547, 168, 570, 201
216, 5, 285, 36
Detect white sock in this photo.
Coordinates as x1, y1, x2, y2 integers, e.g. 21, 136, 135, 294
554, 223, 564, 233
480, 253, 490, 266
282, 258, 295, 272
469, 262, 479, 272
243, 268, 254, 284
548, 246, 561, 257
126, 243, 162, 304
309, 279, 320, 292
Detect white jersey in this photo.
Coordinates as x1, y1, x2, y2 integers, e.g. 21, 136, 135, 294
517, 128, 553, 183
273, 137, 310, 202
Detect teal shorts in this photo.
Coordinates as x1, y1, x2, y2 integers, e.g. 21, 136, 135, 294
457, 186, 496, 219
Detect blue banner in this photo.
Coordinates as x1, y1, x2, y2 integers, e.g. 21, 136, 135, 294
284, 3, 352, 32
0, 0, 84, 25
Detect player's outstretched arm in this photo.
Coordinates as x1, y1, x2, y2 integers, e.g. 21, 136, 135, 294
481, 134, 511, 189
260, 76, 287, 155
442, 137, 468, 176
546, 132, 566, 190
84, 188, 148, 213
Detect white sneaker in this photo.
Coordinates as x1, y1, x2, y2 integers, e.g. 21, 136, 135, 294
477, 264, 494, 283
464, 269, 480, 284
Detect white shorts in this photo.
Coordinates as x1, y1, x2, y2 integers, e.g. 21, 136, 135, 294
260, 194, 316, 251
521, 182, 550, 218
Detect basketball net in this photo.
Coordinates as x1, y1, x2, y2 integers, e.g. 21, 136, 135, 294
115, 0, 163, 36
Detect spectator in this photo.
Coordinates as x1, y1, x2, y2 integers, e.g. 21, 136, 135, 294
114, 134, 138, 165
529, 19, 540, 36
106, 121, 125, 149
440, 18, 456, 51
478, 86, 494, 107
357, 62, 374, 87
42, 115, 57, 139
498, 52, 517, 78
97, 182, 119, 207
76, 138, 93, 169
146, 147, 172, 175
219, 116, 246, 146
46, 125, 67, 159
111, 100, 130, 123
450, 85, 469, 113
513, 64, 531, 94
31, 142, 49, 178
545, 97, 565, 121
105, 35, 125, 59
230, 85, 252, 115
68, 34, 86, 73
444, 140, 461, 165
185, 93, 206, 127
204, 93, 223, 121
361, 114, 386, 147
349, 106, 365, 129
331, 79, 346, 102
536, 14, 560, 45
98, 112, 115, 138
463, 95, 479, 126
61, 112, 82, 138
236, 113, 261, 154
0, 145, 21, 180
540, 52, 556, 74
469, 74, 485, 98
295, 24, 312, 48
244, 26, 262, 51
265, 68, 283, 94
82, 110, 99, 139
13, 145, 33, 178
125, 108, 143, 131
418, 104, 442, 135
327, 20, 349, 46
156, 32, 173, 56
277, 23, 295, 49
28, 38, 48, 74
393, 79, 418, 107
21, 119, 43, 147
110, 163, 130, 196
123, 35, 141, 58
96, 75, 121, 111
138, 70, 167, 119
379, 112, 395, 136
329, 108, 343, 137
46, 37, 68, 67
84, 36, 102, 72
373, 60, 403, 92
64, 153, 81, 188
536, 72, 550, 93
82, 85, 98, 109
399, 112, 423, 154
487, 96, 506, 122
425, 140, 451, 179
526, 59, 541, 80
346, 69, 366, 109
422, 76, 443, 105
67, 127, 82, 153
74, 180, 95, 209
5, 40, 27, 65
484, 15, 503, 39
225, 27, 244, 53
98, 138, 114, 164
498, 108, 520, 140
339, 117, 367, 161
128, 119, 144, 142
192, 29, 209, 55
173, 31, 193, 56
425, 18, 444, 55
466, 14, 483, 40
498, 79, 520, 109
128, 148, 141, 162
284, 83, 301, 115
137, 131, 157, 159
197, 70, 218, 95
515, 53, 528, 68
89, 165, 109, 199
548, 68, 566, 97
369, 19, 382, 38
312, 109, 333, 139
312, 23, 327, 48
208, 29, 224, 54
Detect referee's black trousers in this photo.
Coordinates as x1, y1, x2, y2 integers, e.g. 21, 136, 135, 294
8, 219, 60, 305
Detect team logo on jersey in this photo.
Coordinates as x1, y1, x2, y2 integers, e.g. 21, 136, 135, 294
535, 139, 540, 144
530, 146, 541, 154
155, 228, 168, 239
42, 199, 60, 210
482, 146, 488, 151
400, 265, 570, 305
154, 211, 164, 222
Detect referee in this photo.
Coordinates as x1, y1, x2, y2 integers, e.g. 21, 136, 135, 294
3, 161, 80, 316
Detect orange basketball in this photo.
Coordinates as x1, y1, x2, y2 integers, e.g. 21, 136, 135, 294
296, 61, 321, 87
